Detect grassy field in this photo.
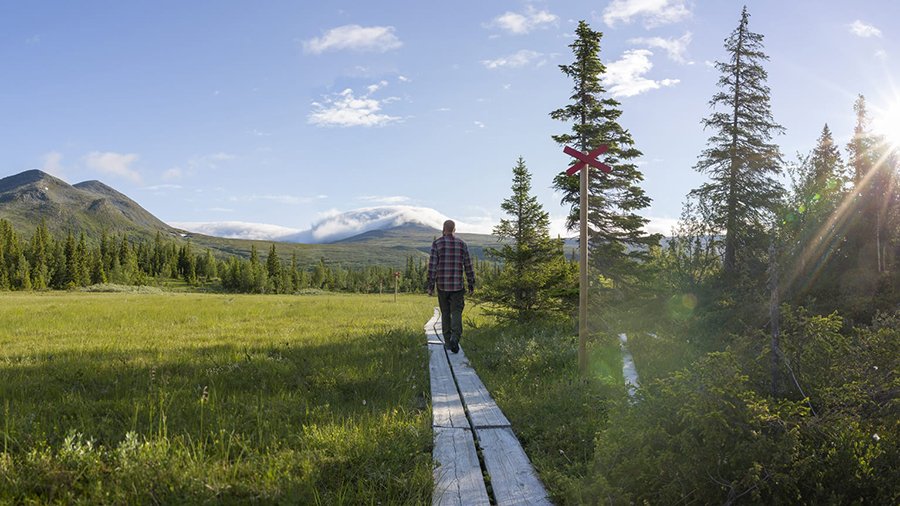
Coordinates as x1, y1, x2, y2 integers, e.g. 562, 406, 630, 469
0, 292, 435, 504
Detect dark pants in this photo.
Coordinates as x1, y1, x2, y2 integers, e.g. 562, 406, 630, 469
437, 289, 465, 346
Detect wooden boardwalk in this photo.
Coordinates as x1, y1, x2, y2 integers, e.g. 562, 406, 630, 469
426, 309, 551, 506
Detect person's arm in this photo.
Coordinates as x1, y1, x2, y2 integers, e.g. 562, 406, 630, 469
463, 244, 475, 293
426, 241, 438, 294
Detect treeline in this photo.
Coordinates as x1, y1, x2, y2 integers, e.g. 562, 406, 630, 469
0, 219, 501, 294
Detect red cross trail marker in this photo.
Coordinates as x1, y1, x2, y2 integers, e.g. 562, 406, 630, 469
563, 143, 610, 374
564, 145, 611, 175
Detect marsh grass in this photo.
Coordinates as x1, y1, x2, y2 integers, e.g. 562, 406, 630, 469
0, 292, 434, 504
462, 315, 626, 504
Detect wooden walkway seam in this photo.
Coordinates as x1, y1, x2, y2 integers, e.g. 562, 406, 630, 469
426, 308, 551, 506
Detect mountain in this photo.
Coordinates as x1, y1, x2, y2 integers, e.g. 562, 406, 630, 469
0, 170, 436, 267
0, 170, 178, 239
280, 206, 457, 243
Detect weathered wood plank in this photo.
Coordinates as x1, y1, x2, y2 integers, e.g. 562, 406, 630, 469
430, 344, 470, 429
476, 427, 551, 506
447, 349, 511, 429
426, 307, 445, 344
433, 427, 491, 506
618, 333, 640, 399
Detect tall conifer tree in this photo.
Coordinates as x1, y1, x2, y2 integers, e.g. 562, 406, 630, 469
551, 20, 657, 291
690, 6, 784, 279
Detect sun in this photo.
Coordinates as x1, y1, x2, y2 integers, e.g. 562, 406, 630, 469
873, 100, 900, 148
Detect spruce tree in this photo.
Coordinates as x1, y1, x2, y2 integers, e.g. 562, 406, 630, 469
266, 244, 282, 292
846, 95, 898, 276
782, 124, 848, 303
690, 6, 784, 279
551, 20, 658, 292
484, 157, 576, 320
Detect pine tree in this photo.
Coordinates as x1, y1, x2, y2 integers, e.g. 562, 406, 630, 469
266, 244, 282, 293
782, 124, 848, 303
690, 6, 785, 279
484, 157, 576, 320
551, 20, 658, 292
846, 95, 898, 276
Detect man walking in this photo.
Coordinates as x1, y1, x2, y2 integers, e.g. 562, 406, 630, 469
427, 220, 475, 353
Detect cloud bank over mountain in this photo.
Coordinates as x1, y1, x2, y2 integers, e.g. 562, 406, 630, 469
171, 206, 492, 243
168, 221, 302, 241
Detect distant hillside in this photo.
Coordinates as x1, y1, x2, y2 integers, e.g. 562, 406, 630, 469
0, 170, 432, 268
0, 170, 178, 239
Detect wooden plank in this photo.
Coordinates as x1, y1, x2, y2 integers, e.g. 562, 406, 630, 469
433, 427, 491, 506
447, 349, 511, 429
618, 333, 640, 399
476, 427, 551, 506
430, 344, 469, 429
426, 307, 445, 344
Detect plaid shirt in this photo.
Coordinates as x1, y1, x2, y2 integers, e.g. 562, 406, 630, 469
427, 234, 475, 292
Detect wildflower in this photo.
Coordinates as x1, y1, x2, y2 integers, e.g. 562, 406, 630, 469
201, 386, 209, 404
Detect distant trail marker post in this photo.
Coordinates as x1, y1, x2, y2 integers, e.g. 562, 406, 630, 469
563, 144, 611, 373
394, 271, 400, 302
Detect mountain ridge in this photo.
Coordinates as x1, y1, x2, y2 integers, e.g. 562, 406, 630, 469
0, 169, 504, 267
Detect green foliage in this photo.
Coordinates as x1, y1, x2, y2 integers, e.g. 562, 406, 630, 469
463, 317, 618, 504
481, 157, 577, 320
590, 352, 810, 504
0, 292, 435, 504
550, 20, 659, 295
690, 6, 785, 281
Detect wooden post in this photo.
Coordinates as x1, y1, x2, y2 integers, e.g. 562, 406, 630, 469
394, 272, 400, 303
562, 143, 609, 375
578, 157, 589, 373
768, 236, 780, 396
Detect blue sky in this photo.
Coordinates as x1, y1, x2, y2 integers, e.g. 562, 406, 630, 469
2, 1, 899, 239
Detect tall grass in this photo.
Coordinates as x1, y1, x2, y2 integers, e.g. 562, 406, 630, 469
0, 292, 434, 504
462, 315, 626, 504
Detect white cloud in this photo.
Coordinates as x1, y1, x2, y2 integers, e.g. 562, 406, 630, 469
849, 20, 882, 38
643, 216, 680, 236
489, 6, 558, 35
41, 152, 64, 178
84, 151, 141, 183
367, 80, 388, 94
398, 75, 410, 83
629, 32, 693, 63
303, 24, 402, 54
603, 0, 691, 28
290, 206, 457, 243
170, 221, 301, 241
603, 49, 679, 97
162, 167, 183, 181
875, 49, 888, 61
473, 121, 486, 129
308, 87, 401, 128
358, 195, 411, 204
143, 184, 183, 191
482, 49, 545, 69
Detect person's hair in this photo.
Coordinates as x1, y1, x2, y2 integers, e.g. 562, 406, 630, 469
442, 220, 456, 235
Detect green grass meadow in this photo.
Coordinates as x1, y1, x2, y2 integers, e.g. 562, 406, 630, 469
0, 292, 436, 504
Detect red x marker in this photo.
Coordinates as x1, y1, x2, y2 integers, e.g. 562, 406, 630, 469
564, 145, 611, 175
